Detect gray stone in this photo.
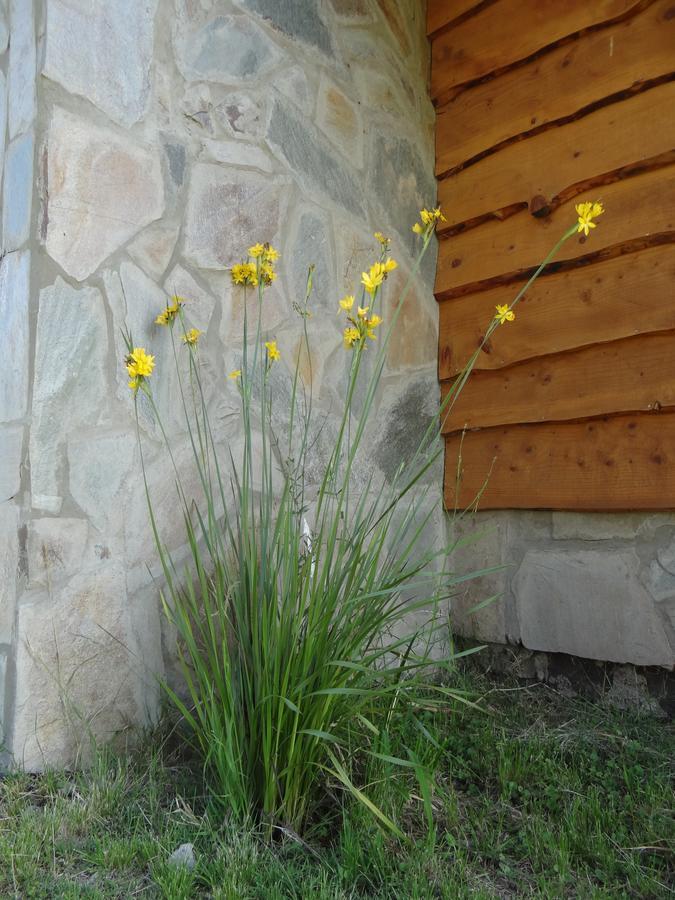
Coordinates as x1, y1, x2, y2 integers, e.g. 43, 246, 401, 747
8, 0, 36, 138
657, 537, 675, 575
68, 431, 139, 539
602, 665, 666, 718
163, 264, 216, 332
11, 562, 163, 770
0, 502, 19, 643
289, 210, 334, 310
0, 426, 22, 501
267, 98, 364, 217
0, 72, 7, 185
215, 93, 265, 140
238, 0, 333, 55
45, 108, 164, 281
184, 164, 283, 269
127, 222, 180, 281
43, 0, 158, 127
0, 8, 8, 55
0, 653, 6, 746
372, 377, 440, 481
176, 15, 281, 84
274, 66, 313, 115
329, 0, 373, 20
30, 279, 109, 515
643, 560, 675, 603
551, 512, 646, 541
168, 843, 196, 870
201, 138, 273, 174
164, 142, 187, 187
27, 518, 89, 588
0, 250, 30, 423
514, 548, 673, 667
3, 130, 34, 251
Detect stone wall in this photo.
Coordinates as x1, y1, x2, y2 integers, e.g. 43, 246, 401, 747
0, 0, 441, 768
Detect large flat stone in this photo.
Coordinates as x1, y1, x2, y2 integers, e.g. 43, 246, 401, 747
45, 108, 164, 281
0, 502, 19, 643
31, 278, 109, 514
43, 0, 158, 127
0, 251, 30, 423
237, 0, 333, 54
27, 518, 89, 589
11, 563, 163, 770
316, 76, 363, 167
8, 0, 36, 137
0, 425, 22, 501
551, 512, 647, 541
176, 14, 281, 83
372, 376, 440, 482
288, 209, 334, 310
0, 71, 7, 185
267, 98, 364, 217
127, 222, 180, 281
184, 164, 282, 269
514, 548, 674, 666
2, 130, 34, 251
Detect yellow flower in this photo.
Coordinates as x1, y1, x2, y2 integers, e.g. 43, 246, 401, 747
182, 328, 202, 345
413, 206, 446, 235
339, 294, 355, 312
412, 222, 423, 235
248, 243, 265, 258
357, 305, 369, 319
228, 369, 242, 380
265, 340, 280, 361
125, 347, 155, 391
343, 326, 360, 349
155, 296, 184, 326
494, 304, 515, 325
261, 262, 277, 285
361, 262, 385, 295
576, 200, 604, 236
383, 258, 397, 273
263, 245, 280, 262
374, 231, 390, 245
369, 314, 383, 328
231, 262, 258, 287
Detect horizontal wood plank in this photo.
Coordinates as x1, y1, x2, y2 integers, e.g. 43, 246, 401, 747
435, 0, 675, 173
427, 0, 482, 36
442, 332, 675, 432
444, 413, 675, 509
438, 82, 675, 229
438, 245, 675, 378
435, 164, 675, 296
431, 0, 638, 99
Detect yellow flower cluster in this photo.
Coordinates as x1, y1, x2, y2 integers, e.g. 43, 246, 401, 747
339, 296, 383, 349
576, 201, 604, 237
494, 304, 515, 326
126, 347, 155, 392
182, 328, 202, 346
265, 340, 280, 361
155, 296, 185, 327
412, 207, 446, 236
361, 259, 397, 296
231, 243, 280, 288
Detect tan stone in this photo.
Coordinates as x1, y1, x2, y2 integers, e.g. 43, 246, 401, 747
384, 269, 437, 371
127, 222, 180, 281
317, 77, 363, 166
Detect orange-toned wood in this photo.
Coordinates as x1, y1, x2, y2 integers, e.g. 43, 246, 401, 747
427, 0, 481, 36
444, 413, 675, 510
431, 0, 639, 100
435, 163, 675, 296
434, 0, 675, 174
438, 82, 675, 229
438, 245, 675, 378
441, 332, 675, 432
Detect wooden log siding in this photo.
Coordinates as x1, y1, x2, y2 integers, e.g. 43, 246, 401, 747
429, 0, 675, 510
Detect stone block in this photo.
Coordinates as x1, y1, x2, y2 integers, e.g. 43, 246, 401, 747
0, 652, 7, 745
45, 107, 164, 281
8, 0, 36, 138
372, 375, 440, 481
30, 279, 109, 514
214, 92, 265, 140
0, 8, 8, 55
127, 222, 180, 282
11, 563, 163, 770
273, 67, 313, 116
27, 518, 89, 588
329, 0, 373, 21
238, 0, 333, 55
200, 138, 273, 173
184, 164, 283, 269
375, 0, 412, 56
384, 268, 437, 371
176, 15, 281, 83
551, 511, 646, 541
514, 548, 674, 667
317, 76, 363, 167
0, 425, 22, 501
43, 0, 158, 127
289, 208, 334, 310
0, 250, 30, 423
0, 71, 7, 184
0, 502, 19, 643
267, 98, 364, 217
2, 130, 34, 250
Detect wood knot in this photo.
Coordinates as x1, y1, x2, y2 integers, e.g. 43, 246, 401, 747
529, 194, 551, 218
